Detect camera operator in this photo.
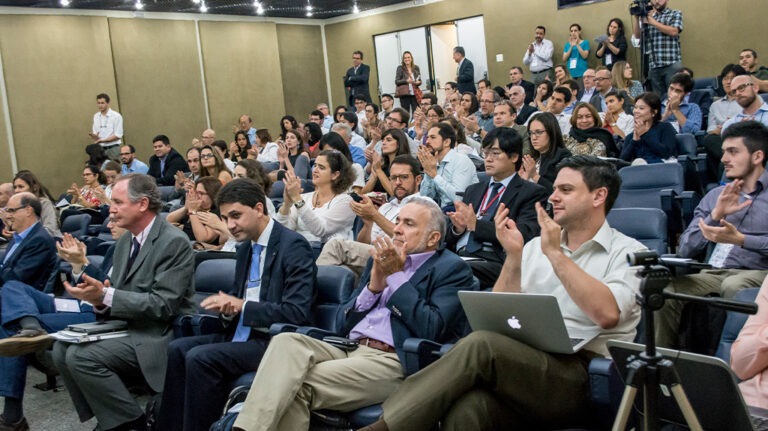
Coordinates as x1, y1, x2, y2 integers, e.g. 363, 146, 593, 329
631, 0, 683, 98
656, 121, 768, 349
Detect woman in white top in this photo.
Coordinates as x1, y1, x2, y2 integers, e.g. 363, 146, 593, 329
250, 129, 279, 165
275, 150, 357, 244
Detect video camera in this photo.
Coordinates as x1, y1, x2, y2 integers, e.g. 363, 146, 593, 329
629, 0, 653, 17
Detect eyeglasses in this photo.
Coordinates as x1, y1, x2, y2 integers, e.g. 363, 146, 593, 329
529, 129, 547, 136
480, 149, 504, 159
386, 116, 403, 124
200, 154, 215, 159
352, 56, 362, 60
480, 99, 495, 104
388, 174, 412, 182
593, 77, 609, 82
729, 82, 754, 96
4, 205, 28, 214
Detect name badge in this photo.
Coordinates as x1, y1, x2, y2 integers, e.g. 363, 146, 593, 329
606, 54, 613, 65
708, 243, 734, 268
569, 58, 577, 69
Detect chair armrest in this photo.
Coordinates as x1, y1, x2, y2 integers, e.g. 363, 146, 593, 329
190, 314, 226, 336
297, 326, 338, 340
402, 338, 444, 376
589, 357, 625, 430
173, 315, 193, 338
269, 323, 300, 337
677, 191, 701, 227
659, 254, 711, 270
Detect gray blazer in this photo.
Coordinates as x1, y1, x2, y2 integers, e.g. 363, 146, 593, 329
395, 65, 422, 94
109, 216, 195, 391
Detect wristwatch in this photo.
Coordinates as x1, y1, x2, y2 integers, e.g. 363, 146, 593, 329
294, 199, 306, 209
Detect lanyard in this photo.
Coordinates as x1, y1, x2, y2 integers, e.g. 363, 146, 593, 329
478, 185, 506, 217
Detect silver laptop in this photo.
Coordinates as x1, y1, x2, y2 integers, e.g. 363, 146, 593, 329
458, 291, 599, 354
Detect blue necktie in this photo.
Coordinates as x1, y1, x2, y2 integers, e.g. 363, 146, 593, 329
466, 182, 503, 254
233, 243, 262, 342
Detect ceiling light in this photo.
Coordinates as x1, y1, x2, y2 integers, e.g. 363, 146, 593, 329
192, 0, 200, 4
257, 4, 265, 14
60, 0, 70, 6
353, 2, 359, 13
134, 0, 144, 10
200, 1, 208, 12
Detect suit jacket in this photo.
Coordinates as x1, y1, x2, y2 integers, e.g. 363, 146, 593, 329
590, 89, 633, 115
338, 249, 477, 368
456, 58, 475, 94
83, 243, 116, 283
108, 217, 195, 391
230, 221, 316, 333
537, 146, 573, 193
515, 104, 538, 126
508, 80, 536, 104
395, 65, 421, 95
446, 175, 548, 263
0, 223, 56, 290
344, 63, 371, 101
148, 148, 190, 186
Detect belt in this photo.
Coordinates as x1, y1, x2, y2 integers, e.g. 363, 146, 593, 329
533, 67, 552, 73
100, 143, 120, 149
357, 337, 396, 353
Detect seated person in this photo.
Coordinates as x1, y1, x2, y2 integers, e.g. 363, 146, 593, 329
317, 132, 365, 193
233, 159, 276, 215
0, 221, 123, 430
702, 64, 746, 181
317, 155, 423, 277
655, 121, 768, 348
251, 129, 279, 164
731, 274, 768, 409
491, 100, 529, 154
275, 150, 357, 244
563, 103, 614, 157
441, 116, 480, 156
230, 196, 478, 431
304, 122, 324, 159
418, 122, 479, 208
200, 145, 233, 184
661, 72, 703, 134
67, 164, 106, 210
362, 129, 411, 196
52, 174, 195, 431
211, 139, 236, 172
11, 170, 61, 238
229, 130, 251, 165
148, 134, 190, 186
526, 86, 573, 136
99, 161, 121, 204
362, 156, 645, 431
602, 90, 634, 141
518, 112, 573, 193
331, 122, 368, 167
620, 92, 678, 164
447, 127, 548, 288
156, 178, 316, 431
166, 176, 223, 246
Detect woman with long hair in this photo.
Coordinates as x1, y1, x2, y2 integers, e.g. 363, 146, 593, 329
275, 150, 357, 243
395, 51, 422, 115
304, 122, 324, 159
333, 105, 347, 124
620, 92, 678, 164
167, 176, 223, 244
200, 145, 233, 184
279, 115, 299, 140
564, 103, 615, 157
362, 103, 382, 144
318, 132, 365, 193
229, 130, 251, 164
12, 170, 61, 237
530, 81, 553, 111
275, 129, 311, 181
562, 23, 590, 79
612, 61, 644, 100
457, 92, 479, 119
518, 112, 573, 192
441, 115, 480, 156
595, 18, 628, 71
554, 64, 572, 88
250, 129, 279, 164
362, 128, 411, 195
67, 164, 106, 209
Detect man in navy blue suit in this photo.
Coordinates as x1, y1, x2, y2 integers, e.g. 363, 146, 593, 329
345, 50, 371, 107
454, 46, 476, 95
156, 178, 316, 431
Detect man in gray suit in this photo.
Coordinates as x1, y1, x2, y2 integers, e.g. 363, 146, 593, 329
53, 174, 195, 431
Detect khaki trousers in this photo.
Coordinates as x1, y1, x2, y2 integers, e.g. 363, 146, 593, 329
232, 332, 403, 431
315, 238, 374, 278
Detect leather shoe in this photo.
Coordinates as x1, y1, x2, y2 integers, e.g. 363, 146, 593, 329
0, 329, 53, 357
0, 415, 29, 431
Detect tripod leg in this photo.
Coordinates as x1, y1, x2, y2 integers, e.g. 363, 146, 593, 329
612, 386, 638, 431
669, 385, 703, 431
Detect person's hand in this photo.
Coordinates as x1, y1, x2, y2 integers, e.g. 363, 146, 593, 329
88, 131, 99, 142
368, 126, 382, 144
417, 146, 438, 178
447, 200, 476, 233
364, 147, 375, 163
1, 227, 13, 237
246, 146, 259, 160
283, 170, 303, 204
229, 141, 240, 155
56, 233, 88, 265
195, 211, 227, 233
186, 188, 201, 212
67, 183, 80, 198
518, 154, 537, 181
0, 208, 7, 225
175, 171, 187, 189
633, 118, 651, 138
711, 179, 752, 221
494, 203, 524, 257
528, 43, 535, 54
460, 115, 480, 134
371, 151, 383, 172
603, 110, 616, 125
667, 94, 681, 112
350, 195, 379, 220
535, 202, 562, 258
64, 274, 107, 306
698, 218, 745, 246
200, 291, 245, 315
368, 235, 407, 292
277, 141, 288, 161
91, 186, 107, 202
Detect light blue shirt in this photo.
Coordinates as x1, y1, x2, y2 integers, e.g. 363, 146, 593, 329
121, 159, 149, 175
247, 127, 258, 146
3, 222, 38, 264
722, 102, 768, 132
420, 149, 479, 207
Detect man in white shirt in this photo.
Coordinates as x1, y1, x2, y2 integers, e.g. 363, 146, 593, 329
523, 26, 555, 85
419, 122, 479, 207
579, 68, 597, 103
89, 93, 123, 161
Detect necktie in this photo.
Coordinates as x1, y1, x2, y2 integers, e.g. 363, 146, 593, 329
125, 237, 141, 274
466, 182, 504, 254
233, 243, 263, 342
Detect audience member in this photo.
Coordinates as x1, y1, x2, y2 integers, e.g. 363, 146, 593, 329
353, 94, 368, 125
562, 79, 581, 114
441, 116, 480, 156
231, 196, 477, 431
304, 122, 324, 159
454, 46, 475, 94
564, 103, 614, 157
591, 67, 633, 114
362, 128, 411, 196
379, 94, 395, 122
620, 92, 678, 164
562, 24, 590, 80
631, 0, 683, 97
279, 115, 299, 140
462, 89, 498, 140
602, 91, 635, 141
596, 18, 628, 70
331, 122, 367, 167
506, 67, 535, 104
201, 128, 216, 148
119, 144, 148, 175
530, 80, 553, 112
722, 74, 768, 131
12, 170, 61, 238
67, 164, 105, 210
308, 109, 327, 134
395, 51, 422, 115
493, 100, 530, 152
211, 139, 236, 172
253, 129, 279, 164
334, 105, 348, 123
382, 107, 419, 156
519, 112, 573, 193
232, 159, 276, 215
345, 50, 372, 106
578, 68, 597, 103
200, 145, 233, 184
85, 143, 110, 171
703, 64, 748, 179
661, 72, 702, 134
167, 176, 223, 245
229, 130, 251, 164
339, 112, 368, 150
53, 174, 194, 431
318, 132, 365, 193
88, 93, 123, 161
147, 134, 190, 186
529, 86, 573, 135
418, 122, 479, 207
507, 85, 536, 125
361, 103, 381, 142
740, 48, 768, 81
476, 78, 491, 94
612, 61, 644, 100
317, 103, 335, 130
275, 129, 311, 182
236, 114, 258, 146
442, 81, 458, 111
97, 161, 121, 205
731, 275, 768, 409
656, 121, 768, 348
523, 25, 555, 84
363, 156, 645, 431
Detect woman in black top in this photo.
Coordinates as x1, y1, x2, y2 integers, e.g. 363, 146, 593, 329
595, 18, 628, 70
519, 112, 572, 193
362, 128, 411, 196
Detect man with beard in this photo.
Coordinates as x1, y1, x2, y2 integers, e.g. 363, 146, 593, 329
418, 123, 478, 207
721, 74, 768, 131
119, 145, 148, 175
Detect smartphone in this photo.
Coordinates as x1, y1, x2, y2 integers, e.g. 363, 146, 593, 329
323, 336, 359, 352
349, 192, 363, 203
277, 170, 287, 181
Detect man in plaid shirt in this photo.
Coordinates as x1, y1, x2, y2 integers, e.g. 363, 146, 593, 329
632, 0, 683, 97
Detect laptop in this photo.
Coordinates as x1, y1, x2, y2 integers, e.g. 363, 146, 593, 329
458, 291, 599, 354
608, 339, 767, 431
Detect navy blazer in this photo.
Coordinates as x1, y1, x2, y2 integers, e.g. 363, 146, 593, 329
446, 175, 549, 262
233, 221, 316, 333
344, 63, 371, 101
0, 223, 56, 290
507, 80, 536, 104
338, 249, 477, 368
456, 58, 475, 94
515, 104, 538, 126
148, 148, 190, 186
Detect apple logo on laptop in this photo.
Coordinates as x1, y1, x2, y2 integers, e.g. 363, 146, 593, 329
507, 316, 522, 329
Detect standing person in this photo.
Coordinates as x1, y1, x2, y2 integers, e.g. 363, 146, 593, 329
395, 51, 422, 115
631, 0, 684, 97
595, 18, 628, 71
453, 46, 475, 95
562, 24, 590, 80
523, 26, 555, 85
88, 93, 123, 161
344, 50, 371, 107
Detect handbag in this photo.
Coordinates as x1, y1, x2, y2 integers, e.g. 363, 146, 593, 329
395, 83, 410, 97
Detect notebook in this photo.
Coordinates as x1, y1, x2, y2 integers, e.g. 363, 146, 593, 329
67, 320, 128, 335
458, 291, 599, 354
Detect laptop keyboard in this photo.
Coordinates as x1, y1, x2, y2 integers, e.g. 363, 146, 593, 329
570, 338, 584, 347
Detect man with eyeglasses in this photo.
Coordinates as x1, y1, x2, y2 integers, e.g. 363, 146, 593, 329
419, 122, 479, 207
345, 50, 371, 108
589, 67, 632, 114
119, 144, 149, 175
446, 127, 548, 288
317, 155, 423, 277
462, 90, 498, 141
721, 74, 768, 132
382, 108, 419, 156
578, 68, 597, 103
442, 82, 458, 111
506, 67, 535, 104
378, 94, 395, 122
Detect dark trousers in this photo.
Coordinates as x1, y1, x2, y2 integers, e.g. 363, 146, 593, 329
399, 95, 418, 117
649, 61, 682, 99
156, 333, 270, 431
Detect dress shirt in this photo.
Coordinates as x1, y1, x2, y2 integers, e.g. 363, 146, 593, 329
678, 170, 768, 270
707, 97, 742, 133
349, 251, 436, 346
259, 142, 280, 163
243, 218, 273, 304
102, 216, 157, 308
92, 108, 123, 147
419, 149, 479, 207
247, 127, 258, 146
370, 198, 406, 242
2, 222, 37, 265
475, 111, 495, 133
662, 96, 702, 134
455, 174, 514, 250
579, 87, 596, 104
121, 159, 149, 175
522, 39, 554, 73
722, 103, 768, 132
350, 132, 367, 150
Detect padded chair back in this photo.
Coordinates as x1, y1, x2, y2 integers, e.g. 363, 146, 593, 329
689, 88, 715, 130
158, 186, 177, 202
715, 287, 760, 364
193, 258, 238, 309
693, 77, 717, 91
675, 133, 697, 157
60, 213, 91, 239
476, 171, 490, 185
314, 265, 357, 332
606, 208, 668, 255
467, 154, 485, 172
614, 163, 684, 210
